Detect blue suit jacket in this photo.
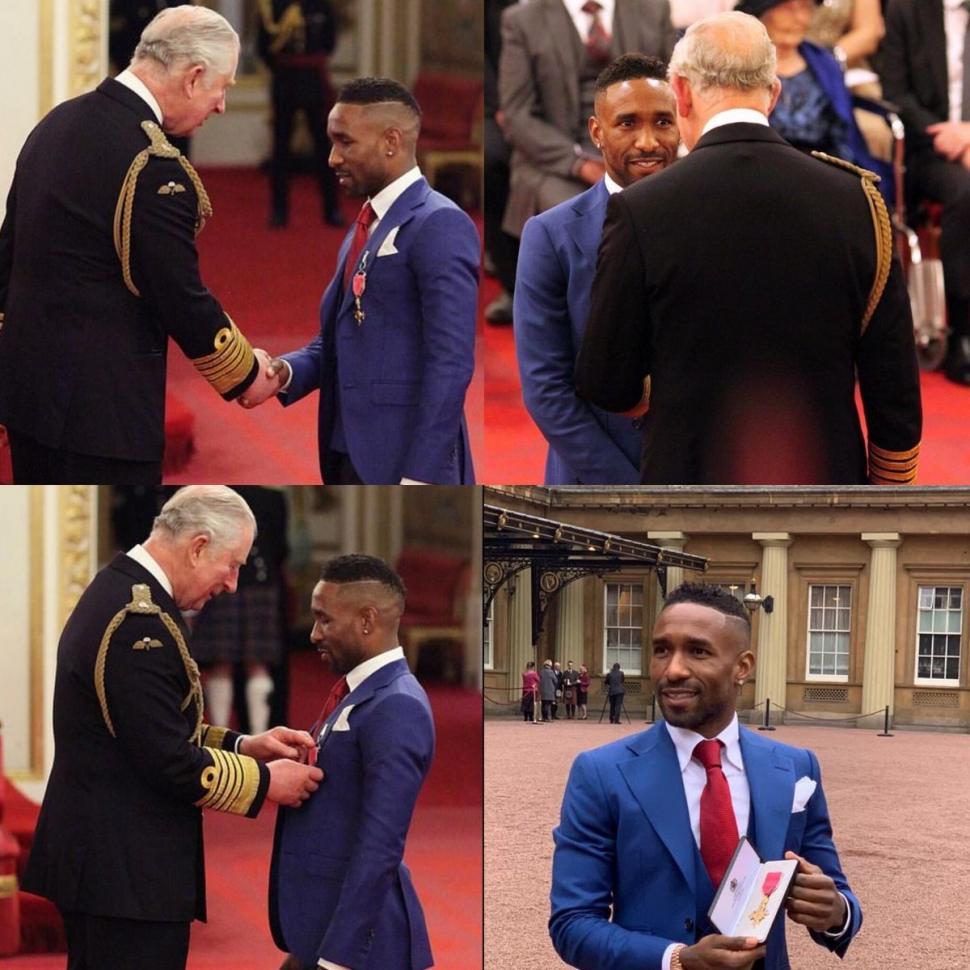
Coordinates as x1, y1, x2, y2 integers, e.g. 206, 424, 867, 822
550, 722, 862, 970
280, 177, 478, 484
514, 181, 642, 484
269, 659, 435, 970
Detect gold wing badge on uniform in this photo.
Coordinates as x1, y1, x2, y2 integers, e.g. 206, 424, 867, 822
113, 120, 213, 297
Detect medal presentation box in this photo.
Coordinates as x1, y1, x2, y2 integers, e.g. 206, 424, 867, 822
708, 838, 798, 943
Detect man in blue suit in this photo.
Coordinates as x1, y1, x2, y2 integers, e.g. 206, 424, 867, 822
270, 554, 435, 970
551, 583, 861, 970
514, 54, 679, 484
241, 77, 478, 485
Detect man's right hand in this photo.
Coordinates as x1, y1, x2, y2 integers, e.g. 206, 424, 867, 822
238, 348, 288, 408
678, 934, 766, 970
266, 759, 323, 807
278, 955, 302, 970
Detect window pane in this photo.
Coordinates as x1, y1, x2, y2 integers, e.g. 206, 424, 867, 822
951, 588, 963, 609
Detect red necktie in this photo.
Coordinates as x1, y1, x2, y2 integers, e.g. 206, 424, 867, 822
343, 201, 377, 287
581, 0, 612, 64
309, 675, 349, 738
693, 739, 739, 887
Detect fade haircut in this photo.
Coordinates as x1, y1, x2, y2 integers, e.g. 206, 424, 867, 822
663, 582, 751, 629
152, 486, 255, 550
134, 5, 239, 78
321, 554, 407, 601
594, 53, 668, 97
668, 11, 776, 93
336, 76, 422, 119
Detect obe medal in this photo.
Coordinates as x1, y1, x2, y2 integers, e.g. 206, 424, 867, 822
748, 871, 782, 926
352, 252, 368, 325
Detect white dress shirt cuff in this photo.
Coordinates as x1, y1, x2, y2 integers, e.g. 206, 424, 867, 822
318, 960, 350, 970
399, 478, 429, 484
278, 359, 293, 394
823, 892, 852, 939
233, 735, 246, 754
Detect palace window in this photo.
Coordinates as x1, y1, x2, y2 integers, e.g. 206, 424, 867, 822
915, 586, 962, 687
604, 582, 643, 676
806, 585, 851, 681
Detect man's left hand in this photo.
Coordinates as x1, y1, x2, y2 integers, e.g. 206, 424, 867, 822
783, 851, 846, 932
240, 726, 316, 761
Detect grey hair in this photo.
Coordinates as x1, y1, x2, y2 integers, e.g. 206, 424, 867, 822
133, 5, 239, 79
151, 486, 256, 550
668, 11, 776, 93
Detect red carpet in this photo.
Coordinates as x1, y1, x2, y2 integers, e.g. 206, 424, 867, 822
484, 267, 970, 484
164, 169, 484, 484
7, 652, 482, 968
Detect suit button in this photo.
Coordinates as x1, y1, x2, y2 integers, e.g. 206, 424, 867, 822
684, 917, 694, 932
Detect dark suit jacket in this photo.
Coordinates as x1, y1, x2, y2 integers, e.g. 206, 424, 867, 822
550, 722, 862, 970
0, 78, 258, 462
21, 554, 269, 922
498, 0, 675, 236
515, 180, 642, 484
576, 123, 922, 485
269, 658, 435, 969
280, 177, 478, 484
878, 0, 948, 156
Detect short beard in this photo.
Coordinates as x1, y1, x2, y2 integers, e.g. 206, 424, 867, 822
657, 690, 733, 733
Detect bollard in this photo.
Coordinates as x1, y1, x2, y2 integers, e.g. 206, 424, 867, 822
877, 704, 894, 737
758, 697, 776, 732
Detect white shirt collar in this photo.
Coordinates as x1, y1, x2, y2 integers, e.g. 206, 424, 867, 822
563, 0, 615, 24
666, 713, 744, 775
944, 0, 966, 11
346, 645, 406, 692
127, 543, 174, 599
368, 166, 423, 223
115, 68, 163, 125
603, 172, 623, 195
701, 108, 770, 137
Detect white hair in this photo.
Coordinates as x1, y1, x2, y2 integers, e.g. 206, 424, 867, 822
133, 5, 239, 79
151, 486, 256, 550
668, 11, 777, 93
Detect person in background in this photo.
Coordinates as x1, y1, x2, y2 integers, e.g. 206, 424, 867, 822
522, 659, 540, 722
540, 659, 558, 722
577, 663, 591, 720
605, 661, 624, 723
563, 660, 581, 719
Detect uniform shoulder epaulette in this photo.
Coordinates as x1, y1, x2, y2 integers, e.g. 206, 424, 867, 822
811, 150, 892, 336
94, 582, 204, 743
112, 120, 214, 297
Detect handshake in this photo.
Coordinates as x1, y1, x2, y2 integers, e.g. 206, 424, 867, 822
239, 348, 289, 409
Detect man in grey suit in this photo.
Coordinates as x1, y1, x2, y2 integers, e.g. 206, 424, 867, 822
498, 0, 675, 240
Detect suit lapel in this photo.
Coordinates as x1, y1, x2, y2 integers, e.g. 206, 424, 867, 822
337, 179, 429, 316
617, 723, 697, 896
562, 181, 608, 260
611, 0, 636, 54
317, 658, 410, 752
739, 728, 796, 862
543, 0, 581, 126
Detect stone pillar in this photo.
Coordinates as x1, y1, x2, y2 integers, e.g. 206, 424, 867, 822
555, 580, 585, 668
648, 532, 688, 601
752, 534, 793, 719
861, 533, 902, 727
507, 568, 534, 691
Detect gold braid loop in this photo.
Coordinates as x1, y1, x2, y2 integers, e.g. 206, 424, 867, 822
93, 583, 204, 744
811, 151, 892, 337
112, 121, 214, 297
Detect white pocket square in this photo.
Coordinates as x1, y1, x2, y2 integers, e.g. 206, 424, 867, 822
791, 776, 817, 813
376, 227, 399, 257
331, 704, 354, 732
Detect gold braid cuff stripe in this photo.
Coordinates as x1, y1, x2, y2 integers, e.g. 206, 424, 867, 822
113, 121, 214, 297
200, 724, 230, 750
94, 583, 204, 744
192, 316, 256, 396
195, 747, 262, 815
869, 441, 919, 485
810, 152, 892, 337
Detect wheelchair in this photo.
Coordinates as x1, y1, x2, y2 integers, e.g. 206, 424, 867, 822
854, 93, 948, 370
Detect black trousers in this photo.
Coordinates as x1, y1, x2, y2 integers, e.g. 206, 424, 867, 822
271, 68, 339, 218
8, 430, 162, 484
324, 449, 364, 484
62, 910, 190, 970
484, 115, 518, 294
609, 694, 623, 723
541, 699, 553, 721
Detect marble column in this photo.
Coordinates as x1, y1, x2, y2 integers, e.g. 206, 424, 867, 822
507, 568, 534, 685
752, 533, 793, 719
555, 580, 586, 668
860, 533, 902, 726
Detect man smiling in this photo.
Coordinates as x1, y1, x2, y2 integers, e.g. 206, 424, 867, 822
514, 54, 679, 484
550, 583, 862, 970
